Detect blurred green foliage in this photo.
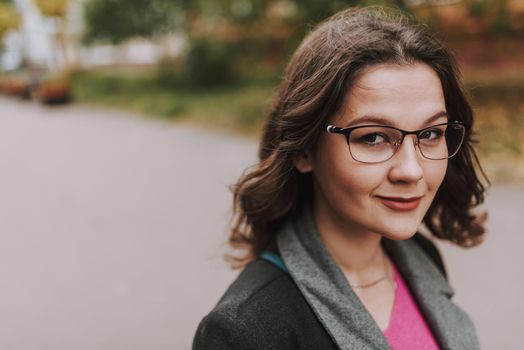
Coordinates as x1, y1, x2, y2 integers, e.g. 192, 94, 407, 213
82, 0, 375, 40
153, 40, 249, 89
76, 0, 524, 181
70, 68, 524, 160
468, 74, 524, 156
176, 38, 239, 87
82, 0, 524, 88
0, 1, 19, 38
468, 0, 512, 35
83, 0, 179, 44
70, 69, 275, 130
34, 0, 69, 17
82, 0, 404, 86
416, 0, 522, 39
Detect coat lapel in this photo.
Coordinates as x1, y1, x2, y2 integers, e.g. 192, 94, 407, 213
382, 238, 480, 350
277, 207, 480, 350
278, 215, 393, 350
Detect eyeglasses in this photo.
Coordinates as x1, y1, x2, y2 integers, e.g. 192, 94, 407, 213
325, 121, 467, 164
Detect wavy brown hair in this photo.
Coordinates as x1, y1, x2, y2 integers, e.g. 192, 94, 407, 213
229, 7, 488, 267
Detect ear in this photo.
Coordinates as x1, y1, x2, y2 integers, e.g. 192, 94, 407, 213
294, 151, 313, 173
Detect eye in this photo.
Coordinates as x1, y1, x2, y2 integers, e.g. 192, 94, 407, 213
357, 133, 389, 145
419, 128, 444, 141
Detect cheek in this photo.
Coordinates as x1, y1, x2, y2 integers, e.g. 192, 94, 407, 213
427, 160, 448, 191
334, 166, 382, 196
313, 144, 383, 202
313, 139, 384, 194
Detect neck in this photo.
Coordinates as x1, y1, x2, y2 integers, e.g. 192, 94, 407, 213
313, 202, 386, 281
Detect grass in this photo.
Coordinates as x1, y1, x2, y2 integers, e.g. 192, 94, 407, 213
70, 68, 524, 184
70, 69, 276, 135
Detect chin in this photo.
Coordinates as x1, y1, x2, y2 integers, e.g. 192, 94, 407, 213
377, 222, 421, 241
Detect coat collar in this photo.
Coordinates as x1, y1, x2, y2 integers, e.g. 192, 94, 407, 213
277, 209, 479, 350
382, 238, 478, 350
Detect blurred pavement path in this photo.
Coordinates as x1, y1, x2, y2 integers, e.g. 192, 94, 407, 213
0, 96, 521, 349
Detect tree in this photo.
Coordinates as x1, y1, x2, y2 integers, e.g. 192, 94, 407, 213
83, 0, 180, 44
34, 0, 69, 17
0, 0, 19, 39
81, 0, 411, 86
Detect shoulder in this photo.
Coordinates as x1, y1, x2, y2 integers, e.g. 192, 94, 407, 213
192, 259, 336, 350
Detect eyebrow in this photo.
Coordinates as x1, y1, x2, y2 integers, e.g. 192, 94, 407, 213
343, 111, 449, 128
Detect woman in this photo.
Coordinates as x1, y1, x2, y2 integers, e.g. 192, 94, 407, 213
193, 7, 487, 350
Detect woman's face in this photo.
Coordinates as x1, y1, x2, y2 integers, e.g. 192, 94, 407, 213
297, 62, 448, 240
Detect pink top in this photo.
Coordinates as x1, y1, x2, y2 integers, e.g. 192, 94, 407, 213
383, 262, 440, 350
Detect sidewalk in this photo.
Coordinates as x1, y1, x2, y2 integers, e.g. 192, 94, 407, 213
0, 96, 521, 349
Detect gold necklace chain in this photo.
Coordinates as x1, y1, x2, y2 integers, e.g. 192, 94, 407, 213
350, 275, 389, 289
348, 249, 396, 289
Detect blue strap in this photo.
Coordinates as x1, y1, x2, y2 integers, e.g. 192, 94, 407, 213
259, 251, 288, 273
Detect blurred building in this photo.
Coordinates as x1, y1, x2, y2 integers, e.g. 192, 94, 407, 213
1, 0, 186, 72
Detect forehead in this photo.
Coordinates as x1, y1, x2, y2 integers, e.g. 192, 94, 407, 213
335, 63, 447, 128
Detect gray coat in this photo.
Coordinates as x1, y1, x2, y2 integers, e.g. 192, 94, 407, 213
193, 234, 480, 349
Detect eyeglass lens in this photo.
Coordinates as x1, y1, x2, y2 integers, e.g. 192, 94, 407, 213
347, 123, 465, 163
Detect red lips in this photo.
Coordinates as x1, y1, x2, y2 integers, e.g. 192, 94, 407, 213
377, 196, 422, 211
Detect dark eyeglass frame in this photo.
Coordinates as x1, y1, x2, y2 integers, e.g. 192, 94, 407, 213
324, 120, 469, 163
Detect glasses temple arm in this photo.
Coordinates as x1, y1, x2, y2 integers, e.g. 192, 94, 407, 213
326, 125, 345, 133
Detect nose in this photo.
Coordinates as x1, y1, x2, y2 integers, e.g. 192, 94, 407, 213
387, 135, 424, 183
